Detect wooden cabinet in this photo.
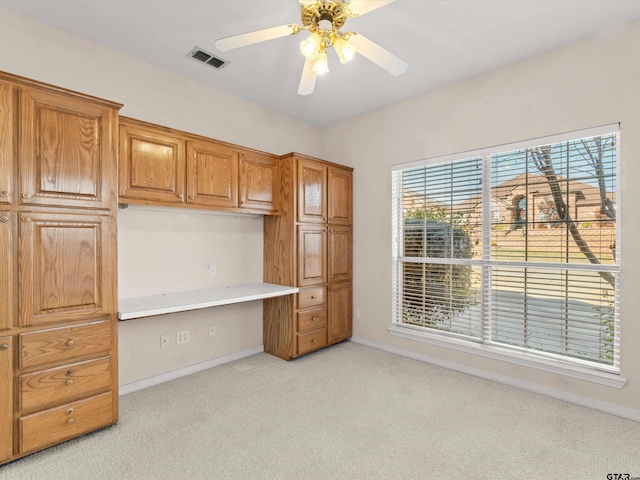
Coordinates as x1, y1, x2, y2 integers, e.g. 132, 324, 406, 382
264, 153, 353, 360
239, 150, 279, 214
186, 139, 238, 208
0, 71, 120, 466
118, 118, 279, 215
119, 120, 186, 204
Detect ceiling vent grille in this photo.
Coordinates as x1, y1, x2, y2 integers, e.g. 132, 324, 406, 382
187, 46, 229, 70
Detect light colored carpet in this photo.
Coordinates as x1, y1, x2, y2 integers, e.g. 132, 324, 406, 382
2, 341, 639, 479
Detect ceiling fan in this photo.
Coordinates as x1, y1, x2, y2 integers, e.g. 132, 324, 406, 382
214, 0, 408, 95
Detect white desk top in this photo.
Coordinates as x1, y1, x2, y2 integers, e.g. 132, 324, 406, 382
118, 282, 298, 320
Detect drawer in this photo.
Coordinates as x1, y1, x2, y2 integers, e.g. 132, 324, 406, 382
297, 328, 327, 356
297, 286, 325, 310
20, 391, 113, 454
297, 308, 327, 333
20, 319, 111, 370
20, 356, 112, 412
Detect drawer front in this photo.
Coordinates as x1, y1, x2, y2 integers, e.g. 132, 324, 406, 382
297, 286, 325, 310
297, 308, 327, 333
20, 319, 111, 370
20, 356, 112, 412
297, 328, 327, 356
20, 392, 113, 454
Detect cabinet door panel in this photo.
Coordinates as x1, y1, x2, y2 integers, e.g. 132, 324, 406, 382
19, 212, 113, 327
329, 226, 352, 283
0, 212, 12, 330
0, 335, 13, 462
0, 82, 14, 205
19, 88, 117, 210
297, 159, 327, 223
187, 140, 238, 208
239, 151, 278, 213
328, 167, 352, 225
328, 282, 352, 344
119, 122, 185, 204
297, 225, 327, 287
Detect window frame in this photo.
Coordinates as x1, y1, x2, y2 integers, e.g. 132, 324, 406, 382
391, 124, 624, 387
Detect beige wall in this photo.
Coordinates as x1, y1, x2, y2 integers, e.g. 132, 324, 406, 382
0, 8, 323, 387
323, 22, 640, 411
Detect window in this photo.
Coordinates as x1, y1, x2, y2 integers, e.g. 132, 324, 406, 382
392, 126, 619, 373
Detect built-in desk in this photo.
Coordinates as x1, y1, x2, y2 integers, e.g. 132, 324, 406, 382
118, 283, 299, 320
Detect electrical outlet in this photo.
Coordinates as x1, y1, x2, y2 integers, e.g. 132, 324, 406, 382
160, 334, 170, 348
354, 308, 360, 319
209, 324, 216, 337
209, 264, 217, 277
177, 330, 190, 344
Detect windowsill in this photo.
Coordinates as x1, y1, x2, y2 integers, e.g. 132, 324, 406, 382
388, 324, 627, 389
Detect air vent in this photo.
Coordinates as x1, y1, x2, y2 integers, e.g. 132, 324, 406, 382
187, 46, 229, 70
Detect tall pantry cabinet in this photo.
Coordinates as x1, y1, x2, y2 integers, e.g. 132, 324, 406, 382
0, 72, 121, 465
264, 154, 353, 360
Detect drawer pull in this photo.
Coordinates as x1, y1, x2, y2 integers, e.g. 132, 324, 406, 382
310, 295, 316, 299
66, 408, 74, 415
66, 370, 73, 376
22, 193, 32, 199
66, 418, 74, 426
65, 340, 74, 347
311, 338, 315, 343
0, 215, 8, 222
0, 190, 8, 197
65, 379, 74, 386
0, 343, 8, 351
312, 317, 318, 321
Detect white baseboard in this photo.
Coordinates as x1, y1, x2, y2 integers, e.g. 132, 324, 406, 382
349, 337, 640, 423
119, 345, 264, 395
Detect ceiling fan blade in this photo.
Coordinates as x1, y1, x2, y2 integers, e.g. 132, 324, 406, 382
346, 0, 396, 16
298, 59, 318, 96
215, 24, 299, 51
349, 33, 408, 76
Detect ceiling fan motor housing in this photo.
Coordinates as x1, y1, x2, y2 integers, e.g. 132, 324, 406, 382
301, 1, 348, 33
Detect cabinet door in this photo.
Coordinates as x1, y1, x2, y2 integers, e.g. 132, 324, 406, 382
119, 122, 186, 204
19, 88, 118, 210
328, 226, 352, 283
0, 82, 14, 206
328, 167, 352, 225
297, 224, 327, 287
0, 212, 13, 331
0, 336, 12, 463
19, 212, 114, 327
297, 158, 327, 223
186, 140, 238, 208
328, 282, 352, 344
239, 151, 279, 214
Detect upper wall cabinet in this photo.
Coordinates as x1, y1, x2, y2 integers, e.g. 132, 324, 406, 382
0, 82, 14, 206
119, 119, 186, 205
328, 167, 352, 226
239, 150, 279, 214
186, 139, 237, 208
297, 158, 327, 224
19, 87, 118, 211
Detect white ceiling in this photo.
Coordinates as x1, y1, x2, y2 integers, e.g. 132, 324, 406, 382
2, 0, 640, 128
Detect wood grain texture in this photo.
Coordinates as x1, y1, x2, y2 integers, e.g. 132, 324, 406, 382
20, 356, 111, 412
329, 225, 352, 283
239, 150, 279, 214
19, 391, 112, 454
297, 224, 327, 287
328, 282, 352, 344
297, 286, 325, 310
263, 296, 294, 360
19, 212, 113, 327
119, 119, 186, 204
0, 336, 13, 462
19, 87, 118, 210
297, 158, 327, 223
19, 319, 111, 370
186, 139, 238, 208
296, 327, 327, 356
328, 167, 353, 225
0, 81, 14, 206
0, 211, 13, 331
297, 307, 327, 333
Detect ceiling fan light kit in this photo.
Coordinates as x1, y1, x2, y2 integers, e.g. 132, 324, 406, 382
214, 0, 407, 95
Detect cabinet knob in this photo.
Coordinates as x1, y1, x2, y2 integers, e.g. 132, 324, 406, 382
22, 216, 31, 223
66, 418, 75, 426
65, 379, 74, 386
22, 193, 32, 199
188, 195, 194, 200
312, 317, 318, 321
0, 191, 8, 198
66, 408, 74, 415
0, 344, 8, 351
311, 339, 315, 343
0, 215, 8, 223
310, 295, 316, 299
178, 194, 184, 200
65, 340, 74, 347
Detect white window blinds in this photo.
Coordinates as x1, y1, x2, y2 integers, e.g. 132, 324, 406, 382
392, 127, 619, 371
